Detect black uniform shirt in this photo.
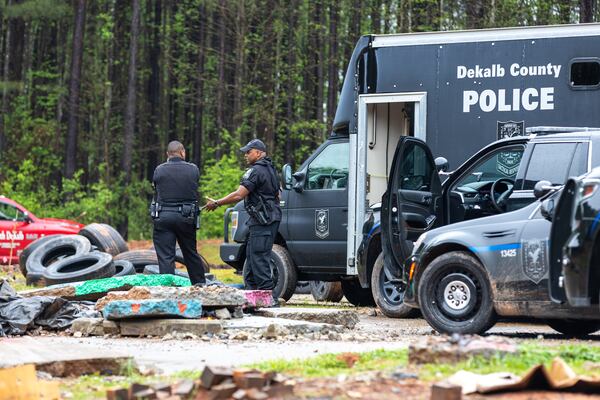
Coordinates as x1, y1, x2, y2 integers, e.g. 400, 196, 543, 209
240, 157, 282, 225
153, 157, 199, 204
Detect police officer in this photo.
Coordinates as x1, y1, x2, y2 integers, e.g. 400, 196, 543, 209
205, 139, 281, 297
152, 141, 206, 285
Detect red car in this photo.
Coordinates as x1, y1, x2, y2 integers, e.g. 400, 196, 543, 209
0, 196, 84, 265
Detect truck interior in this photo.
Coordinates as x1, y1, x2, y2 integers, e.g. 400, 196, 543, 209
365, 102, 413, 205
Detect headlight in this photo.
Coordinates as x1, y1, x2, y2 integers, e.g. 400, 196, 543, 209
413, 232, 428, 252
229, 211, 239, 240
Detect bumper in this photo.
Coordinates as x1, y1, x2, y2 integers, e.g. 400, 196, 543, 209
219, 242, 246, 271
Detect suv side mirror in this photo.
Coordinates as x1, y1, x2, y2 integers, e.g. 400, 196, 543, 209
540, 197, 555, 221
282, 164, 293, 190
292, 170, 306, 193
434, 157, 449, 172
534, 180, 552, 199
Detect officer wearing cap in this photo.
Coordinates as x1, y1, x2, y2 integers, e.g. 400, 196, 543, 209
151, 140, 206, 285
205, 139, 281, 297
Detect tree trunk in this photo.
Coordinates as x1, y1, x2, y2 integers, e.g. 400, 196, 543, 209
580, 0, 596, 22
233, 0, 245, 132
327, 1, 339, 130
65, 0, 86, 179
0, 0, 13, 161
465, 0, 485, 29
284, 0, 298, 164
147, 0, 161, 180
193, 1, 206, 170
103, 0, 116, 183
216, 0, 226, 159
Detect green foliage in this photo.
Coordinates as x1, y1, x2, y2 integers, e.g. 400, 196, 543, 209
4, 0, 71, 20
198, 151, 245, 238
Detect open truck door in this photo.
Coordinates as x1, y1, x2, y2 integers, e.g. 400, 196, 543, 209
381, 137, 442, 280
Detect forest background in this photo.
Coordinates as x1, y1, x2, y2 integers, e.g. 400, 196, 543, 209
0, 0, 597, 239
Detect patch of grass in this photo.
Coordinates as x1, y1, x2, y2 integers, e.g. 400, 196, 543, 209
250, 349, 408, 378
210, 267, 243, 285
0, 269, 35, 291
198, 239, 223, 266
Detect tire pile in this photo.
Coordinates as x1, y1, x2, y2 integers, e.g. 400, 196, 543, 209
19, 223, 207, 287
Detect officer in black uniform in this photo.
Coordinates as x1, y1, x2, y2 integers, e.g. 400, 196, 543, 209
151, 141, 206, 285
205, 139, 281, 296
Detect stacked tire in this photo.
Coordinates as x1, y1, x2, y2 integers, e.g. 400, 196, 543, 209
19, 223, 208, 286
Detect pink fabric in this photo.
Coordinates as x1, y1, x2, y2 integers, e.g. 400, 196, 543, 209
244, 290, 273, 308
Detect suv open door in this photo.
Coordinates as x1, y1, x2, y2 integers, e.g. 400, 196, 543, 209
381, 137, 442, 279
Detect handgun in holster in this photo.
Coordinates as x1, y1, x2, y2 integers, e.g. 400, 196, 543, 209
248, 196, 272, 225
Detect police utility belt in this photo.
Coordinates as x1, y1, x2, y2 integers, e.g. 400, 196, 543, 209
150, 202, 200, 228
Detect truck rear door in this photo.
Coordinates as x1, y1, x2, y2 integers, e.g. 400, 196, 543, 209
381, 137, 441, 276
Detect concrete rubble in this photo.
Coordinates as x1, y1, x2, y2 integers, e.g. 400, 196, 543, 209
408, 333, 518, 365
255, 307, 360, 328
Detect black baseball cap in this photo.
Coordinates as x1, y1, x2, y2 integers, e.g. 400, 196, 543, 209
240, 139, 267, 153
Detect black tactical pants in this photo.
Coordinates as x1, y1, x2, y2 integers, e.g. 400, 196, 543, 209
244, 221, 280, 291
153, 210, 206, 285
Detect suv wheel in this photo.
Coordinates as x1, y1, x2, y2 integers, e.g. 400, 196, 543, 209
341, 278, 375, 307
371, 252, 418, 318
310, 281, 344, 302
418, 251, 496, 334
546, 319, 600, 337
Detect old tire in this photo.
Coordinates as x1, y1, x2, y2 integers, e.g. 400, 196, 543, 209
242, 244, 297, 301
546, 319, 600, 337
341, 278, 376, 307
310, 281, 344, 302
26, 235, 92, 284
114, 250, 158, 273
143, 264, 190, 278
418, 251, 496, 335
78, 223, 128, 256
18, 234, 61, 277
42, 252, 115, 286
372, 252, 418, 318
113, 260, 135, 277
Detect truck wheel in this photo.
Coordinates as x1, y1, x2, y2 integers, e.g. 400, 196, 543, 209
310, 281, 344, 302
42, 252, 115, 286
78, 223, 128, 256
18, 234, 60, 277
26, 235, 92, 283
418, 251, 496, 334
340, 278, 376, 307
546, 319, 600, 337
371, 252, 418, 318
242, 244, 297, 301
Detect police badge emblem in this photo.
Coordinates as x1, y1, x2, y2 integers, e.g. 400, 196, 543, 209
315, 209, 329, 239
522, 240, 548, 284
497, 120, 524, 140
497, 149, 522, 176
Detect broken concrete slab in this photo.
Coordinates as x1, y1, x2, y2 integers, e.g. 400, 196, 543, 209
222, 316, 345, 335
20, 274, 191, 301
37, 357, 136, 378
255, 307, 359, 329
103, 299, 203, 320
71, 317, 105, 337
215, 308, 232, 320
243, 290, 273, 308
408, 334, 518, 365
118, 319, 223, 337
96, 285, 247, 311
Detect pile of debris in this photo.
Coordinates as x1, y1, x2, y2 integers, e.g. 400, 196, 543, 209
106, 366, 294, 400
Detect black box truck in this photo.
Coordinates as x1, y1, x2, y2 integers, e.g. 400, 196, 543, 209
220, 23, 600, 308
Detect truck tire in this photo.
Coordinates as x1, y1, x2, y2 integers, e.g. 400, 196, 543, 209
113, 260, 136, 277
295, 281, 311, 294
418, 251, 496, 335
546, 319, 600, 337
114, 250, 158, 273
371, 252, 418, 318
340, 278, 376, 307
149, 246, 211, 273
18, 234, 60, 277
78, 223, 128, 256
26, 235, 92, 284
242, 244, 297, 301
310, 281, 344, 302
42, 252, 115, 286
